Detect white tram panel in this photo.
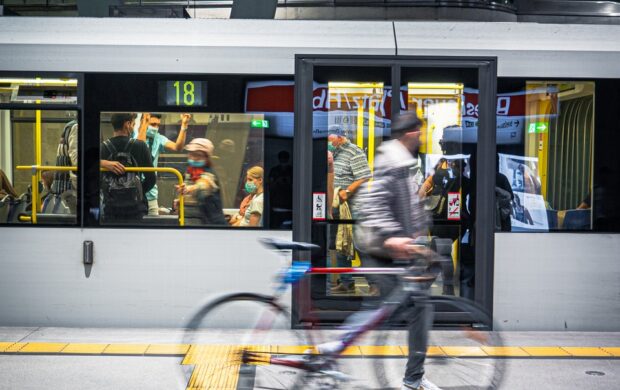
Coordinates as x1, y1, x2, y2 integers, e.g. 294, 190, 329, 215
0, 18, 396, 74
395, 21, 620, 78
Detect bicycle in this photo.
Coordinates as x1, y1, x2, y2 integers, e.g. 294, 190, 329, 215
182, 238, 505, 390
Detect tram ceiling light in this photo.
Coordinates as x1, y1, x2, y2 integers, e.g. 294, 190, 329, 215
408, 83, 464, 96
0, 78, 78, 87
109, 5, 190, 18
328, 82, 385, 96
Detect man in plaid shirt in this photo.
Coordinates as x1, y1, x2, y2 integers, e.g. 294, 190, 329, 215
328, 125, 371, 293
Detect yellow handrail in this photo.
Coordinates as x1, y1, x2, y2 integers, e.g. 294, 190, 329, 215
102, 167, 185, 227
16, 165, 185, 226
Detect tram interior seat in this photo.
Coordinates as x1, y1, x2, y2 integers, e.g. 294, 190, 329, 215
562, 209, 591, 230
36, 213, 76, 224
0, 195, 11, 223
141, 215, 179, 225
546, 209, 558, 230
3, 193, 31, 223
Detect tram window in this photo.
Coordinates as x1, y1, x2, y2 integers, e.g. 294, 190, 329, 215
496, 81, 595, 232
0, 109, 79, 225
0, 77, 78, 105
98, 112, 266, 228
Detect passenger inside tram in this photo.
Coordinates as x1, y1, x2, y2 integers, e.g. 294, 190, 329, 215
237, 165, 264, 227
174, 137, 227, 226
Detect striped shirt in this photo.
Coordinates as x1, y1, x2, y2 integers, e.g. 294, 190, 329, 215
333, 141, 371, 189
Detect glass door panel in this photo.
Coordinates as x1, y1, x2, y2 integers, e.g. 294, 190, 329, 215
295, 58, 496, 326
402, 69, 478, 306
309, 66, 392, 315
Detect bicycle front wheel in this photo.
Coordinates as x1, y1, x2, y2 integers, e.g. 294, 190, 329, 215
182, 293, 310, 390
373, 296, 505, 390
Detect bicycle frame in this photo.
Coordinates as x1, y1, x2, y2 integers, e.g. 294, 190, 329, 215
243, 265, 428, 372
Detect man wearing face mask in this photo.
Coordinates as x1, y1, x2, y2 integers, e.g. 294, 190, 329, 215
100, 113, 155, 221
134, 113, 190, 215
328, 125, 371, 294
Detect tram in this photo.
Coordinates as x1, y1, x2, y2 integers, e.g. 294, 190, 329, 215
0, 17, 619, 331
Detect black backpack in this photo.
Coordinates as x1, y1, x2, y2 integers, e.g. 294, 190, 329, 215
425, 164, 459, 219
101, 139, 145, 217
495, 186, 513, 231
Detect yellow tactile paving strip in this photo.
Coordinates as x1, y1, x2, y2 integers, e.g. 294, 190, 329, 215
0, 342, 618, 358
1, 342, 618, 390
183, 345, 246, 390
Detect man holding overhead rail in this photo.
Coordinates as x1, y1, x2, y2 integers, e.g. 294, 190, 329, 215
355, 112, 440, 390
134, 113, 190, 215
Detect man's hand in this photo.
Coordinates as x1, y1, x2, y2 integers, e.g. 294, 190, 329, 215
180, 113, 191, 128
383, 237, 414, 260
383, 237, 432, 260
101, 160, 125, 175
338, 189, 348, 203
141, 113, 151, 124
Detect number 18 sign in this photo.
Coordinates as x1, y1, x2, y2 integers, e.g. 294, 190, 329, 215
158, 80, 207, 107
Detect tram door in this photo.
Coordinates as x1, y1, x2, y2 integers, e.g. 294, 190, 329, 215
294, 58, 496, 327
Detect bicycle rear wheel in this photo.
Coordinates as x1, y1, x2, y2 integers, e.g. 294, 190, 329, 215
182, 293, 312, 390
373, 296, 505, 390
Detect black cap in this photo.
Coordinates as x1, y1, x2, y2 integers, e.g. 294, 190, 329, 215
391, 112, 422, 139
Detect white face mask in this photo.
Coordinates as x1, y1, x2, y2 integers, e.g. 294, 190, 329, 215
146, 126, 158, 138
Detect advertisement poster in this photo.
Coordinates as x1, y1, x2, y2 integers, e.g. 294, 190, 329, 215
498, 153, 549, 231
244, 81, 558, 142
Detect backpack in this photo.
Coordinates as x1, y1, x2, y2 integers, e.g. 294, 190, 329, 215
424, 165, 459, 218
495, 186, 513, 231
101, 139, 145, 217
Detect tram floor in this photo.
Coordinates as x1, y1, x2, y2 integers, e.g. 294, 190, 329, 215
0, 327, 619, 389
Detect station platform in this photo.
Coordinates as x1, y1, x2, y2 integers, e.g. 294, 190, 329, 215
0, 327, 618, 389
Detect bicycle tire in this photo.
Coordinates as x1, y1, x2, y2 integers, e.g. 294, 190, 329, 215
182, 293, 309, 390
372, 296, 506, 390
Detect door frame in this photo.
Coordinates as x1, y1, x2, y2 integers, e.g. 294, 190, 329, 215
292, 55, 498, 327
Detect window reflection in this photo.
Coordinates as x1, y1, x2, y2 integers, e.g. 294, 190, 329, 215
497, 82, 595, 231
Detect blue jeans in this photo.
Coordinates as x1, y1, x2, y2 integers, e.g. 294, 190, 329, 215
342, 253, 433, 384
336, 251, 353, 287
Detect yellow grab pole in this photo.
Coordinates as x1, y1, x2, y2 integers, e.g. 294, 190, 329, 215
30, 169, 37, 223
356, 104, 364, 149
31, 110, 42, 223
368, 104, 375, 173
